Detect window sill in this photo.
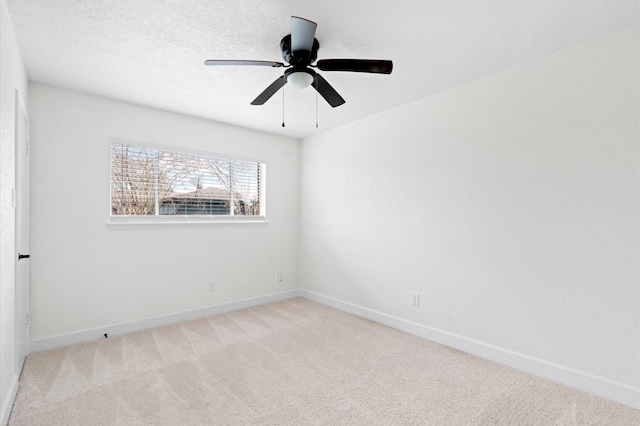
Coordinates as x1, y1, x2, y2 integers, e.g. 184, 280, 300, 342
107, 215, 267, 230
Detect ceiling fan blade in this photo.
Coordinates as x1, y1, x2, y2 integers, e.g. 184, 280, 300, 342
290, 16, 317, 54
316, 59, 393, 74
251, 76, 288, 105
313, 74, 345, 108
205, 60, 285, 67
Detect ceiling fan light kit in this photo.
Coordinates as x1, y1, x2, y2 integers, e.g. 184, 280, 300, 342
205, 16, 393, 112
286, 69, 315, 89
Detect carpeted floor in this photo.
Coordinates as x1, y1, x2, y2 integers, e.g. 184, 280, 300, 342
9, 298, 640, 425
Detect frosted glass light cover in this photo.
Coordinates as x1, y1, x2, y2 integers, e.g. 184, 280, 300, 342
287, 71, 314, 89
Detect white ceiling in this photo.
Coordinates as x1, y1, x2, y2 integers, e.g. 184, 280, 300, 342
5, 0, 639, 140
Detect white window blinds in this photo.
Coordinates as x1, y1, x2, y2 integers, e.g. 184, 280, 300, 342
110, 142, 264, 218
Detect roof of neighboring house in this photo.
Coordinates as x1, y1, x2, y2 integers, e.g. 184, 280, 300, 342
162, 187, 240, 202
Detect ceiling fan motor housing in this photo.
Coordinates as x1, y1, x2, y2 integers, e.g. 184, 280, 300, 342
280, 35, 320, 68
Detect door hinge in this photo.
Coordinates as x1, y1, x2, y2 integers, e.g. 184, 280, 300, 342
25, 313, 29, 326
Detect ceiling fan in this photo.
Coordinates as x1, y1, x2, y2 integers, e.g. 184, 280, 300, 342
205, 16, 393, 108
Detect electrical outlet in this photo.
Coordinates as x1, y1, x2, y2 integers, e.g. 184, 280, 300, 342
277, 273, 283, 282
411, 292, 420, 307
208, 282, 217, 292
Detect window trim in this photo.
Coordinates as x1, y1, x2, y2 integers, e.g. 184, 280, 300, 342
107, 215, 267, 230
108, 138, 267, 228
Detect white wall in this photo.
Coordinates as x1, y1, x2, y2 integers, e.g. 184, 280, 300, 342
300, 27, 639, 387
28, 84, 299, 340
0, 0, 28, 421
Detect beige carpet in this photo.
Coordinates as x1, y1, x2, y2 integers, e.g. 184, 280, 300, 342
9, 298, 640, 425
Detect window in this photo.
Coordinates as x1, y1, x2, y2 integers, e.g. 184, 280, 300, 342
110, 140, 265, 225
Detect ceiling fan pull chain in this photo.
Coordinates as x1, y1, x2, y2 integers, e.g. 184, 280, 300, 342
282, 86, 285, 127
315, 81, 319, 128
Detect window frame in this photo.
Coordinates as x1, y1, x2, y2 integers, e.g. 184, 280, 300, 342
108, 138, 267, 229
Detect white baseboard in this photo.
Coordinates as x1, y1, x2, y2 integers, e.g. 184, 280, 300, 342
30, 289, 299, 353
27, 287, 640, 409
299, 289, 640, 410
1, 373, 19, 426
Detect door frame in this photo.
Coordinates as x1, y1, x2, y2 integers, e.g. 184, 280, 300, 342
14, 89, 30, 371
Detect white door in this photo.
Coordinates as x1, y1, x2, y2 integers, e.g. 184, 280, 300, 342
15, 90, 30, 370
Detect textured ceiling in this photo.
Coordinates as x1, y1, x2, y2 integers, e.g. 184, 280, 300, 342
5, 0, 639, 140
